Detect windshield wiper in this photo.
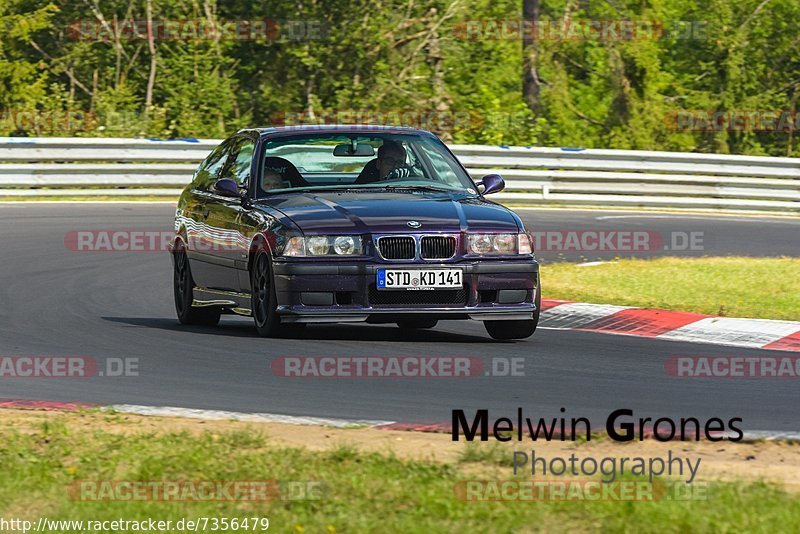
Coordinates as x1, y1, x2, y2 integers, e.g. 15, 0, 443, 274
382, 184, 453, 193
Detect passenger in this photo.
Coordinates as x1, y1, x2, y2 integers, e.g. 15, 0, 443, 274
261, 168, 284, 191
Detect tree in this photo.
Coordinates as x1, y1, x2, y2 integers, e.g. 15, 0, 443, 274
522, 0, 541, 116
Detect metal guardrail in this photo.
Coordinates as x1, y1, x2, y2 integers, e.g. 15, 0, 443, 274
1, 137, 798, 213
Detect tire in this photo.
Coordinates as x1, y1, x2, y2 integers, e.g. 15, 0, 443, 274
251, 251, 283, 337
173, 242, 221, 326
484, 283, 541, 340
484, 319, 537, 340
397, 319, 438, 330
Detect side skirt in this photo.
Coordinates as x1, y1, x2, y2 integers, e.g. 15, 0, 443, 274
193, 287, 252, 316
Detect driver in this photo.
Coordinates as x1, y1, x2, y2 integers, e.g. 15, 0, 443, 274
376, 140, 409, 180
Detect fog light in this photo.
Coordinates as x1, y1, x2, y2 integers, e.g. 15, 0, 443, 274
301, 292, 334, 306
498, 289, 528, 304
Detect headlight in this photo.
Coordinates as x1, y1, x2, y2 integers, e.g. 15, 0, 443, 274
467, 233, 532, 255
493, 234, 516, 254
283, 237, 306, 256
280, 236, 363, 256
468, 234, 493, 254
333, 236, 359, 255
307, 236, 330, 256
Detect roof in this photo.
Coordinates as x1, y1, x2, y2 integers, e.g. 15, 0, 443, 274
238, 125, 437, 137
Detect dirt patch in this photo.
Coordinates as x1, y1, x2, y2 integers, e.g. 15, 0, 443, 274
4, 408, 799, 490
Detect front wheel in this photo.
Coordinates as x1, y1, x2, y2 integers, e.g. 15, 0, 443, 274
173, 242, 221, 326
251, 251, 283, 337
251, 253, 306, 338
484, 283, 540, 340
484, 319, 537, 340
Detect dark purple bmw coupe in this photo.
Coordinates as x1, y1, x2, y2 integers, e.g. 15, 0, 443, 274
172, 126, 540, 340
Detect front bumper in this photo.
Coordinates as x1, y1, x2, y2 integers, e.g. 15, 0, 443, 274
271, 260, 539, 323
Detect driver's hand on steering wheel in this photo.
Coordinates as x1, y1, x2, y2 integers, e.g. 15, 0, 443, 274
384, 166, 410, 181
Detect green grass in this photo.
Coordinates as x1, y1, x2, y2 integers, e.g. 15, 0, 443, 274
458, 442, 512, 466
1, 418, 799, 533
542, 257, 800, 320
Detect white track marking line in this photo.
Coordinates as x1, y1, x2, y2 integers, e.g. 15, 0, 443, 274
513, 206, 799, 220
107, 404, 394, 428
738, 431, 800, 442
576, 261, 619, 267
595, 214, 800, 223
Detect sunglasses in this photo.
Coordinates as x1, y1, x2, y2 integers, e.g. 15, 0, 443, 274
380, 155, 404, 166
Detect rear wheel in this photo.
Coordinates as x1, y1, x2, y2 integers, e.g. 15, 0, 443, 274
173, 242, 221, 326
397, 319, 438, 330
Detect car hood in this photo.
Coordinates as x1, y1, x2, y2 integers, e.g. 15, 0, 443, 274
255, 190, 520, 234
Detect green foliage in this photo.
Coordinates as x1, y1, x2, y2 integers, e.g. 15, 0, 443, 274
0, 0, 799, 155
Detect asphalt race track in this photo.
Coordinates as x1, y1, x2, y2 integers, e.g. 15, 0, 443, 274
1, 203, 799, 431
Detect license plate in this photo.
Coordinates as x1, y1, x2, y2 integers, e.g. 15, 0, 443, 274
376, 269, 463, 290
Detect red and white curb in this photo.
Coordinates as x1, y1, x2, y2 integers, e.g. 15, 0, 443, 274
1, 400, 798, 442
540, 299, 800, 352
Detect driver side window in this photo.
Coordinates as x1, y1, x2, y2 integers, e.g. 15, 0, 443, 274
219, 137, 255, 189
193, 140, 232, 191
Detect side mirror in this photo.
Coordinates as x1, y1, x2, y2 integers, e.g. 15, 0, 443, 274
213, 177, 243, 198
478, 174, 505, 195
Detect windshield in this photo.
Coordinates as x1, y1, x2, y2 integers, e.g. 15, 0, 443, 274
256, 133, 477, 198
